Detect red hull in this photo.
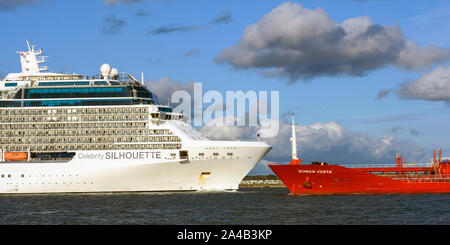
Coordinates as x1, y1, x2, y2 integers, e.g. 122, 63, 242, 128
269, 164, 450, 195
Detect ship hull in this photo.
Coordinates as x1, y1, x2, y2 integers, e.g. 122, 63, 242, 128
0, 143, 271, 194
269, 164, 450, 195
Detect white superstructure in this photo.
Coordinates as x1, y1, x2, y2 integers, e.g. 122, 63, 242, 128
0, 41, 271, 193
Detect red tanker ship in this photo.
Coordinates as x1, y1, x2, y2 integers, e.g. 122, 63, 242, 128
269, 114, 450, 195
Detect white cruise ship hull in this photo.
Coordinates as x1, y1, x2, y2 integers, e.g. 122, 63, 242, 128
0, 141, 271, 194
0, 41, 274, 194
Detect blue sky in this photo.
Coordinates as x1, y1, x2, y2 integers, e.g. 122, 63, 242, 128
1, 0, 449, 171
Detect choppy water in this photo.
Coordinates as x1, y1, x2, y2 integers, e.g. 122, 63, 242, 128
0, 188, 449, 225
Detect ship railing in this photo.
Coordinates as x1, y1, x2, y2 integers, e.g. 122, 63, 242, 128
81, 73, 133, 84
118, 73, 133, 83
341, 163, 392, 168
340, 163, 433, 168
390, 174, 450, 183
83, 74, 102, 80
240, 180, 283, 185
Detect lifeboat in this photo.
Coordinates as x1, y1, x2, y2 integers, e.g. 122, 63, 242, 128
4, 152, 28, 161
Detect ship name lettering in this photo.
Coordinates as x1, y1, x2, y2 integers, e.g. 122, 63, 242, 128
78, 153, 104, 160
298, 169, 333, 174
317, 170, 333, 174
105, 151, 161, 160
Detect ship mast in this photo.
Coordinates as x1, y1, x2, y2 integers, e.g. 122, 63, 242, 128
17, 40, 48, 74
291, 113, 298, 160
289, 113, 302, 165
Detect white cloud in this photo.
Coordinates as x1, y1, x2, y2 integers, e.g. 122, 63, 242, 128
396, 41, 450, 70
397, 65, 450, 104
144, 77, 196, 106
199, 116, 257, 140
200, 118, 429, 172
250, 159, 273, 175
144, 77, 201, 123
143, 77, 430, 174
215, 2, 450, 82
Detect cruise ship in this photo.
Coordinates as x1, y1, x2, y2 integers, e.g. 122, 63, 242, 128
0, 41, 271, 193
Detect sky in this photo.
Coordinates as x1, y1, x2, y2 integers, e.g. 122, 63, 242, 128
1, 0, 449, 174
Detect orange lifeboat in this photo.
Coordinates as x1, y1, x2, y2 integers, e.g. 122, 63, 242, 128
4, 152, 28, 161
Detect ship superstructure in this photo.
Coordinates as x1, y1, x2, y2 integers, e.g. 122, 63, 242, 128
0, 41, 271, 193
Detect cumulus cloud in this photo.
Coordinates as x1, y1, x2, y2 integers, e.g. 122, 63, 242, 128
144, 77, 211, 125
250, 159, 273, 175
396, 41, 450, 70
101, 14, 127, 35
142, 77, 430, 173
143, 78, 277, 129
215, 2, 450, 82
201, 118, 429, 169
397, 65, 450, 105
199, 116, 257, 140
144, 77, 196, 106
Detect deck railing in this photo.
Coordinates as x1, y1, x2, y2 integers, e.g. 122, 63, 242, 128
340, 163, 433, 169
390, 175, 450, 183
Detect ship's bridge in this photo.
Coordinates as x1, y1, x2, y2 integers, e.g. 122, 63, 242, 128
0, 41, 168, 108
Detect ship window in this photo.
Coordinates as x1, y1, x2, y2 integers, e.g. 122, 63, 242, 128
38, 81, 90, 86
158, 107, 173, 113
94, 81, 108, 85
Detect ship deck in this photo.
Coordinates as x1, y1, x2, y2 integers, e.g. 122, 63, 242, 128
269, 163, 450, 195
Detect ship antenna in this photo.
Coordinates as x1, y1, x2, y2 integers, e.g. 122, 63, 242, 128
26, 40, 31, 52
